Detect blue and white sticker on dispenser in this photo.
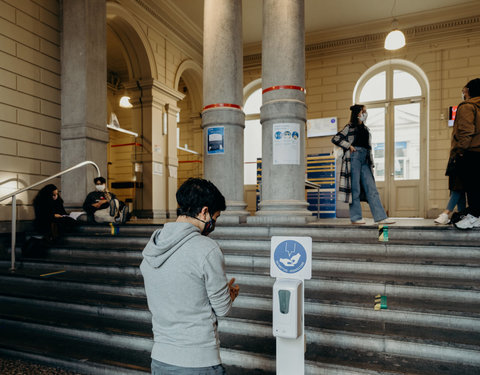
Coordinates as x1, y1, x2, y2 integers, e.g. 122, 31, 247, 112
270, 236, 312, 280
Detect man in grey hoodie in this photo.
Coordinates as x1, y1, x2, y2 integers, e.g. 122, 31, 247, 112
140, 178, 239, 375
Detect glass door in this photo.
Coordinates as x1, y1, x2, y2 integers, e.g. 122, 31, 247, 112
356, 66, 425, 217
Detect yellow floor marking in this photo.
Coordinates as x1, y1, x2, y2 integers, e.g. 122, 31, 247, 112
40, 270, 66, 277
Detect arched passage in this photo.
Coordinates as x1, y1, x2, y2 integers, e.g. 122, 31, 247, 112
174, 60, 204, 187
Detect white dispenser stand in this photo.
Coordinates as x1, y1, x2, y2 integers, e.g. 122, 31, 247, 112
270, 236, 312, 375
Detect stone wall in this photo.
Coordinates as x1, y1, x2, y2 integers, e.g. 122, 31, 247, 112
0, 0, 61, 221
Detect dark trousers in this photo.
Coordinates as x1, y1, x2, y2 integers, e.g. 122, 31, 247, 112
460, 151, 480, 217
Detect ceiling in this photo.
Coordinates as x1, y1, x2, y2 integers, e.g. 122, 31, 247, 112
174, 0, 477, 45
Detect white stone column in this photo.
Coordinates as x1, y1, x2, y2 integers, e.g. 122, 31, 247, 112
202, 0, 248, 224
248, 0, 312, 224
61, 0, 108, 207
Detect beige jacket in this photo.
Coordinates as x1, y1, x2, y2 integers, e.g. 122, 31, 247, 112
450, 96, 480, 157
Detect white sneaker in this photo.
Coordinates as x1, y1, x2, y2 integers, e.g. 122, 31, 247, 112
434, 213, 450, 225
454, 214, 480, 229
351, 219, 366, 225
376, 218, 395, 225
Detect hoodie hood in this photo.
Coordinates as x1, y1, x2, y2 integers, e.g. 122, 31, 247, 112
142, 222, 200, 268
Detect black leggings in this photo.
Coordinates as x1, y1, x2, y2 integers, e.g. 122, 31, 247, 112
460, 151, 480, 217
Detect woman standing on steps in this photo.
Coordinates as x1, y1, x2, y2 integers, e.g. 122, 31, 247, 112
332, 104, 395, 225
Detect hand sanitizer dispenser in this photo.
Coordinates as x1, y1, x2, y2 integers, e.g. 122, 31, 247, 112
273, 278, 302, 339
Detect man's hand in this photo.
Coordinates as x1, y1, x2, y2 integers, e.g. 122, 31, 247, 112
349, 145, 356, 153
228, 277, 239, 302
92, 202, 102, 208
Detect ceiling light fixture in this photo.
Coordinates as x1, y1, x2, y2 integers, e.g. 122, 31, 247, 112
385, 0, 405, 50
119, 95, 133, 108
384, 19, 406, 50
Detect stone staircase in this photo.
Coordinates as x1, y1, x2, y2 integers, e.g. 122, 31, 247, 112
0, 222, 479, 374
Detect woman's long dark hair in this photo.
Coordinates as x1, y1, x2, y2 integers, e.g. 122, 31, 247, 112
33, 184, 64, 233
33, 184, 62, 208
349, 104, 364, 126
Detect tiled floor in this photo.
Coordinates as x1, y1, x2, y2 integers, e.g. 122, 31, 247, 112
0, 356, 81, 375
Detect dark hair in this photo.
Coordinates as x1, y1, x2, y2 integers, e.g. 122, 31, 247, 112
176, 178, 226, 217
33, 183, 63, 216
33, 184, 60, 206
465, 78, 480, 98
94, 176, 106, 184
349, 104, 364, 125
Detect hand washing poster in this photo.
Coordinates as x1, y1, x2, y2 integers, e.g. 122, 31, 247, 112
273, 123, 300, 165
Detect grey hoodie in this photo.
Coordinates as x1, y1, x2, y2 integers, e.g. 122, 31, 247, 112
140, 222, 232, 367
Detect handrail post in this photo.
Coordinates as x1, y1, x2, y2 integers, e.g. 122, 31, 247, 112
10, 195, 16, 272
317, 186, 320, 219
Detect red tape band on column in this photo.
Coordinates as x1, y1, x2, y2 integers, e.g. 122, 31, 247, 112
262, 85, 306, 94
202, 103, 242, 111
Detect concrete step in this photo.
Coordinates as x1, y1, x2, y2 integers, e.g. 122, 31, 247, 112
6, 247, 480, 288
219, 240, 480, 265
11, 240, 480, 269
1, 290, 478, 348
1, 313, 479, 375
2, 267, 479, 315
62, 222, 480, 247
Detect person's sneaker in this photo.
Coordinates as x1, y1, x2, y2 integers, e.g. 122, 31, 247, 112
376, 218, 396, 225
454, 214, 480, 229
434, 213, 450, 225
109, 199, 117, 217
120, 206, 129, 224
351, 219, 366, 225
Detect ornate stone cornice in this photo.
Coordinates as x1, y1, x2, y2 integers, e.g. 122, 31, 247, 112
244, 15, 480, 68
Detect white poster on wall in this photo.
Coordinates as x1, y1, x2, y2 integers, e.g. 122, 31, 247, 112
307, 117, 337, 137
273, 123, 300, 165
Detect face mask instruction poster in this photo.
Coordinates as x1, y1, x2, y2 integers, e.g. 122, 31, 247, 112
273, 123, 300, 165
207, 126, 225, 155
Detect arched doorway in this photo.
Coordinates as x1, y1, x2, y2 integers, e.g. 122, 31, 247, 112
106, 4, 157, 217
174, 60, 204, 188
354, 60, 429, 217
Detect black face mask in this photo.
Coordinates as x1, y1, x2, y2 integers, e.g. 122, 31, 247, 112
201, 217, 216, 236
189, 213, 216, 236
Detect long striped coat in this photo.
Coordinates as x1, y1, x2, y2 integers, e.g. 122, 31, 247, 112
331, 123, 375, 204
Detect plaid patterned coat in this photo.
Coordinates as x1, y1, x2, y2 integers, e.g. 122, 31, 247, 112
331, 123, 375, 204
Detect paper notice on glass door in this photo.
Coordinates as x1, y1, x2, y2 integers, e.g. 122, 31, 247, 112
273, 123, 300, 165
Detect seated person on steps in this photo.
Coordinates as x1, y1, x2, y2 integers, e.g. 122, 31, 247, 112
82, 177, 128, 224
33, 184, 76, 242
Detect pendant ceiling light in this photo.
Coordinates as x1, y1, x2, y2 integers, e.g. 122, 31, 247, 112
385, 0, 406, 51
385, 20, 406, 50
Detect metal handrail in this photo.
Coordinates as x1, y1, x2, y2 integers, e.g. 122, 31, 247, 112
305, 180, 321, 219
0, 161, 101, 271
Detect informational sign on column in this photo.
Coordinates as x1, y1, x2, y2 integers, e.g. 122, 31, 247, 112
272, 123, 300, 165
207, 126, 225, 155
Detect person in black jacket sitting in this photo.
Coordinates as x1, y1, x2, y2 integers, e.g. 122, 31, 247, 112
33, 184, 76, 241
83, 177, 128, 223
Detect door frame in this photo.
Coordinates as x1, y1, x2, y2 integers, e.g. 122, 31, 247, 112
353, 60, 429, 218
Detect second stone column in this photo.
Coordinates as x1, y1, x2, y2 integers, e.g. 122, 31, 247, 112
248, 0, 312, 224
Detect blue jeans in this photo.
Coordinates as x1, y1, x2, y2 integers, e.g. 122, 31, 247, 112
446, 190, 466, 212
349, 147, 387, 222
151, 359, 226, 375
